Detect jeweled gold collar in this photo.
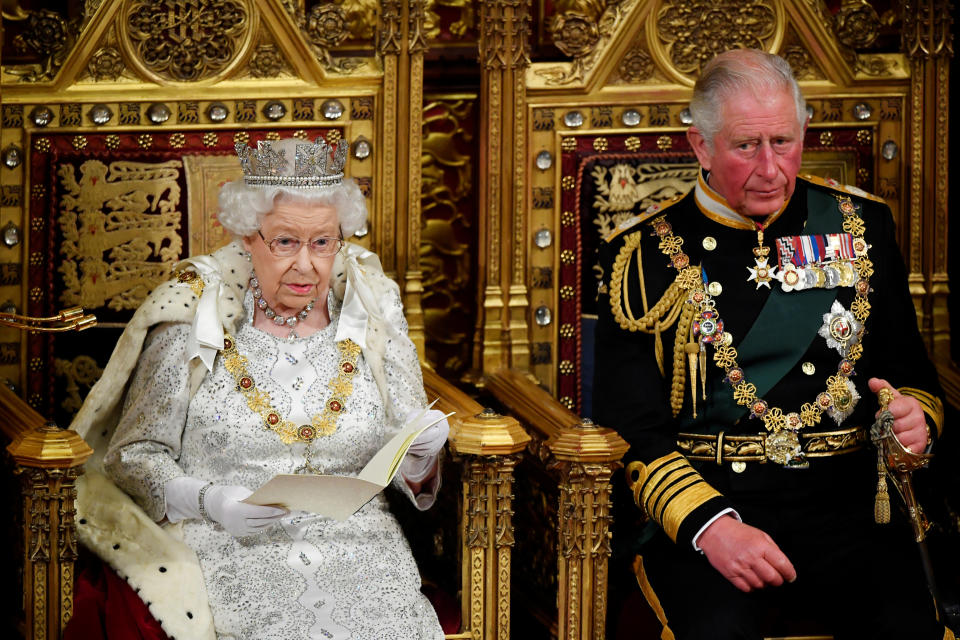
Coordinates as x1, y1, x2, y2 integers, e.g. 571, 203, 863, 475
694, 170, 789, 231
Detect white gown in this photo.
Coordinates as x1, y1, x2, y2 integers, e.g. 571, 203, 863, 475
104, 288, 444, 640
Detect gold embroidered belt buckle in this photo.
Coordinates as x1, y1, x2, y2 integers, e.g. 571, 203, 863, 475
677, 426, 867, 468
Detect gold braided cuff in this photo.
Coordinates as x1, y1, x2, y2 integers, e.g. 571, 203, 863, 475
629, 451, 723, 542
898, 387, 944, 439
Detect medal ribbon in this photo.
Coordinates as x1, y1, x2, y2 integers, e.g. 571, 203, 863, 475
775, 232, 855, 268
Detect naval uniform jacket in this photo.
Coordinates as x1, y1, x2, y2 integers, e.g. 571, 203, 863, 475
593, 175, 944, 548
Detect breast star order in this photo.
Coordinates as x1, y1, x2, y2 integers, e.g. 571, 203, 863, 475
747, 259, 778, 289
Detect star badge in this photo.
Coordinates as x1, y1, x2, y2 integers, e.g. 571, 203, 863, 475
746, 258, 778, 289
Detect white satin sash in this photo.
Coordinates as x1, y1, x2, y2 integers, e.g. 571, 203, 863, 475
176, 255, 226, 372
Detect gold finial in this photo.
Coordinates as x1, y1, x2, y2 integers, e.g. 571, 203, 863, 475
877, 388, 894, 412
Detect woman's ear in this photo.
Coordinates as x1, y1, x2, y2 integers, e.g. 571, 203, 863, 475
241, 233, 256, 255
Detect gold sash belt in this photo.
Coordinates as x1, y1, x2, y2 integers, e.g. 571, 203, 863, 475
677, 425, 867, 465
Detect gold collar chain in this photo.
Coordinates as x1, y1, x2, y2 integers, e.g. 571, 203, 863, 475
172, 268, 362, 473
221, 333, 361, 445
649, 195, 874, 464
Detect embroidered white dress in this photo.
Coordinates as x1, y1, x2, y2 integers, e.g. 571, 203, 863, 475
104, 289, 444, 640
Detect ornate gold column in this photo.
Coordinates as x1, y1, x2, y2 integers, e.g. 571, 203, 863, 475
450, 408, 530, 640
902, 2, 952, 350
379, 0, 402, 276
550, 421, 628, 640
475, 0, 532, 375
403, 0, 428, 357
486, 369, 629, 640
7, 419, 92, 640
382, 0, 428, 357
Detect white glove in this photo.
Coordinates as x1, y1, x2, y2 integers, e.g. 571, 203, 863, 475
164, 477, 287, 537
400, 409, 450, 482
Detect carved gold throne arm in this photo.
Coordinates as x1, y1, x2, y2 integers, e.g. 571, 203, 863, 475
4, 384, 93, 640
422, 366, 530, 640
485, 368, 629, 640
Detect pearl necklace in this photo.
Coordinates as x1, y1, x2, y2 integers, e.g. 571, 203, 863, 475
250, 275, 315, 328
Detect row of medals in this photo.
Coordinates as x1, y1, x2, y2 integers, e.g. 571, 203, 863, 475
697, 223, 866, 466
756, 258, 859, 292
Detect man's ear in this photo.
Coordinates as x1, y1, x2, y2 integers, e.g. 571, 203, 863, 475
686, 126, 713, 171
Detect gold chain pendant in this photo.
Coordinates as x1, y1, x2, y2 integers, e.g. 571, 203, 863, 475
221, 333, 361, 445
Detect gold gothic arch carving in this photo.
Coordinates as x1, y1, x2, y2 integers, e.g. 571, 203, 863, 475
0, 2, 954, 640
473, 0, 954, 408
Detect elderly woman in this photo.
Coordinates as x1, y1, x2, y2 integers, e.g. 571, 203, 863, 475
69, 137, 447, 639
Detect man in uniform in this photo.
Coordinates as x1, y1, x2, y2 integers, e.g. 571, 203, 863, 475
594, 49, 954, 639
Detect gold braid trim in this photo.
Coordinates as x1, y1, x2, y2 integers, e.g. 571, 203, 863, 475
609, 231, 690, 332
627, 451, 722, 542
609, 229, 700, 402
898, 387, 944, 438
670, 302, 696, 416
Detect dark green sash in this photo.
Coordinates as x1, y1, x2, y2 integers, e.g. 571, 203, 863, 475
682, 187, 841, 431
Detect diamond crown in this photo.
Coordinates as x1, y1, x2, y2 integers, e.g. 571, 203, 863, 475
236, 137, 347, 189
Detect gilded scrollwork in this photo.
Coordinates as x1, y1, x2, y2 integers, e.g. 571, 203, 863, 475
550, 8, 600, 58
855, 53, 903, 76
426, 0, 477, 39
340, 0, 378, 41
124, 0, 251, 82
655, 0, 780, 81
304, 4, 349, 48
5, 8, 78, 82
833, 0, 880, 49
537, 0, 632, 84
55, 355, 104, 415
779, 26, 824, 80
616, 45, 654, 83
57, 160, 184, 311
248, 43, 287, 78
86, 46, 125, 82
782, 45, 818, 80
283, 0, 373, 72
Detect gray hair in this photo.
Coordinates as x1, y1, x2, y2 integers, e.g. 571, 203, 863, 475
689, 49, 807, 148
217, 178, 367, 238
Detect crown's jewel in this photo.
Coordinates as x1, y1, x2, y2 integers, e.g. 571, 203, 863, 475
236, 137, 347, 189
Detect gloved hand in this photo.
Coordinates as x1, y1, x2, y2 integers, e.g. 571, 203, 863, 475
400, 408, 450, 482
164, 477, 287, 537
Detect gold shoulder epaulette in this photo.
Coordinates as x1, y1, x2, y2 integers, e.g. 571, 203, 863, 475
799, 173, 886, 204
604, 194, 685, 244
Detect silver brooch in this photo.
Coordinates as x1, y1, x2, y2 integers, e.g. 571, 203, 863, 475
818, 300, 861, 357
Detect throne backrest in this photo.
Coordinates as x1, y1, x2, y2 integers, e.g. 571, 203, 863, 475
522, 2, 915, 418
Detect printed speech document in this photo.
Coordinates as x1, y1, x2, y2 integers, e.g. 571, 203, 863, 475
242, 403, 453, 520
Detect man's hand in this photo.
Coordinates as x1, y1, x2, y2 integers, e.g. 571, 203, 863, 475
696, 515, 796, 592
868, 378, 928, 453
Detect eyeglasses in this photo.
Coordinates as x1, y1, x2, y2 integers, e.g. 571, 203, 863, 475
258, 231, 344, 257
